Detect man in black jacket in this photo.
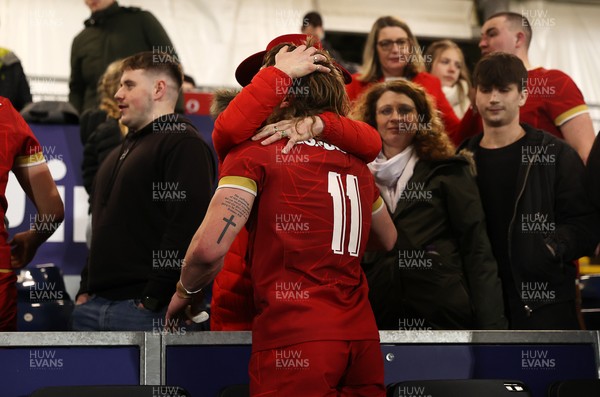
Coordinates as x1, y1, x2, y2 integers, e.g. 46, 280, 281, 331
70, 0, 176, 113
460, 52, 599, 329
71, 51, 214, 331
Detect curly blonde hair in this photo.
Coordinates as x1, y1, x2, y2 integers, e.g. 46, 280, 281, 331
97, 60, 123, 118
97, 59, 127, 135
350, 79, 455, 161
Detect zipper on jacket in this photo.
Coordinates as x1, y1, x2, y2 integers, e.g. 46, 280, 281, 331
508, 158, 533, 314
507, 161, 532, 266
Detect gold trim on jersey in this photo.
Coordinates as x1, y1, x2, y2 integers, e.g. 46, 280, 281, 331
14, 151, 45, 168
218, 176, 258, 196
372, 196, 384, 214
555, 104, 588, 127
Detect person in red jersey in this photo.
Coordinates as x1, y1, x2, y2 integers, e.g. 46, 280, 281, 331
0, 97, 64, 331
477, 11, 594, 163
209, 34, 384, 331
166, 39, 396, 396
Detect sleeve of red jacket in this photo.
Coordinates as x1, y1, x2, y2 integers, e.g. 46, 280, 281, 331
319, 112, 382, 162
213, 66, 381, 163
212, 67, 291, 162
414, 72, 468, 147
453, 107, 483, 147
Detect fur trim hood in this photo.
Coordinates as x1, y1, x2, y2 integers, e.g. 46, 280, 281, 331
210, 89, 240, 118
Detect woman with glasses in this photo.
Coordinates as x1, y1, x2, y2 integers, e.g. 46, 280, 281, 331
347, 16, 467, 144
351, 79, 507, 330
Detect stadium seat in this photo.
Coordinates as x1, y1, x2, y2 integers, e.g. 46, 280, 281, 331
218, 384, 249, 397
580, 275, 600, 329
16, 263, 74, 331
387, 379, 531, 397
547, 379, 600, 396
30, 385, 190, 397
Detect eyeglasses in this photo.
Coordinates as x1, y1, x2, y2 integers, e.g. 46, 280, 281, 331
377, 105, 416, 117
377, 39, 409, 51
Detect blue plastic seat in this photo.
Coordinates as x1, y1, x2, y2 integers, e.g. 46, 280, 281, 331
548, 379, 600, 396
387, 379, 531, 397
16, 263, 74, 331
30, 385, 190, 397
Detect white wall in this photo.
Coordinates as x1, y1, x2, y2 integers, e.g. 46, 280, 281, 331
515, 0, 600, 124
0, 0, 473, 90
1, 0, 599, 125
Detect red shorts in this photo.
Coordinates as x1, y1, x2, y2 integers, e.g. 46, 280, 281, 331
249, 340, 385, 397
0, 271, 17, 331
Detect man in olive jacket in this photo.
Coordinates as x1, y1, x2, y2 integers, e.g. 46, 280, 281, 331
69, 0, 176, 113
460, 53, 599, 329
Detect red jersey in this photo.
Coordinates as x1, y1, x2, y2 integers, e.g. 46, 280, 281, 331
522, 67, 589, 139
0, 97, 44, 268
219, 138, 384, 352
209, 67, 381, 331
456, 68, 590, 144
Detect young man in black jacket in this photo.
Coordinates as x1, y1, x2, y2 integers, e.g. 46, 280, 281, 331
71, 51, 214, 331
460, 52, 599, 329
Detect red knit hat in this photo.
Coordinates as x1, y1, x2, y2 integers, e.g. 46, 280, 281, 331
235, 33, 352, 87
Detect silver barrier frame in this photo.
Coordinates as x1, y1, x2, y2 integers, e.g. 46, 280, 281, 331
2, 330, 598, 389
0, 331, 159, 385
160, 330, 600, 382
380, 330, 600, 377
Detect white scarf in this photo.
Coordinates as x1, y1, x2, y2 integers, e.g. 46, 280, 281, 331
368, 146, 419, 213
442, 80, 470, 118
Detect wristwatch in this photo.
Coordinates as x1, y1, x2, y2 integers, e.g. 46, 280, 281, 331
141, 296, 161, 312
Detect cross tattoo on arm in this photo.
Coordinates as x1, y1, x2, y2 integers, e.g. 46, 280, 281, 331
217, 215, 237, 244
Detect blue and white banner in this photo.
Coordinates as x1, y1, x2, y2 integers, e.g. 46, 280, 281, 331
6, 116, 215, 276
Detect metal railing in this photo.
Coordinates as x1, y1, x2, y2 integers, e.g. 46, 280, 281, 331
26, 75, 600, 133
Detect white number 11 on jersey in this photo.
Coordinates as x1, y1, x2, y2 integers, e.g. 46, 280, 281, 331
328, 172, 362, 257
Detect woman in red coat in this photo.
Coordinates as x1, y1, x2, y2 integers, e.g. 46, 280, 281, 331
347, 16, 474, 145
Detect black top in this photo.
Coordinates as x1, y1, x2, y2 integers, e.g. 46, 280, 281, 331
80, 109, 124, 198
460, 124, 600, 311
0, 49, 32, 111
474, 134, 527, 309
362, 155, 507, 330
585, 132, 600, 211
78, 114, 215, 308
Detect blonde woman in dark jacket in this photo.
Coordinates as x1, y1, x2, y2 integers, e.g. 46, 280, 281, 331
352, 79, 507, 330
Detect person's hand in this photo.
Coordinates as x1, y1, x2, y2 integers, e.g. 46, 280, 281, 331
274, 45, 330, 79
253, 116, 325, 153
164, 293, 189, 331
76, 293, 90, 305
9, 230, 42, 270
164, 292, 206, 331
